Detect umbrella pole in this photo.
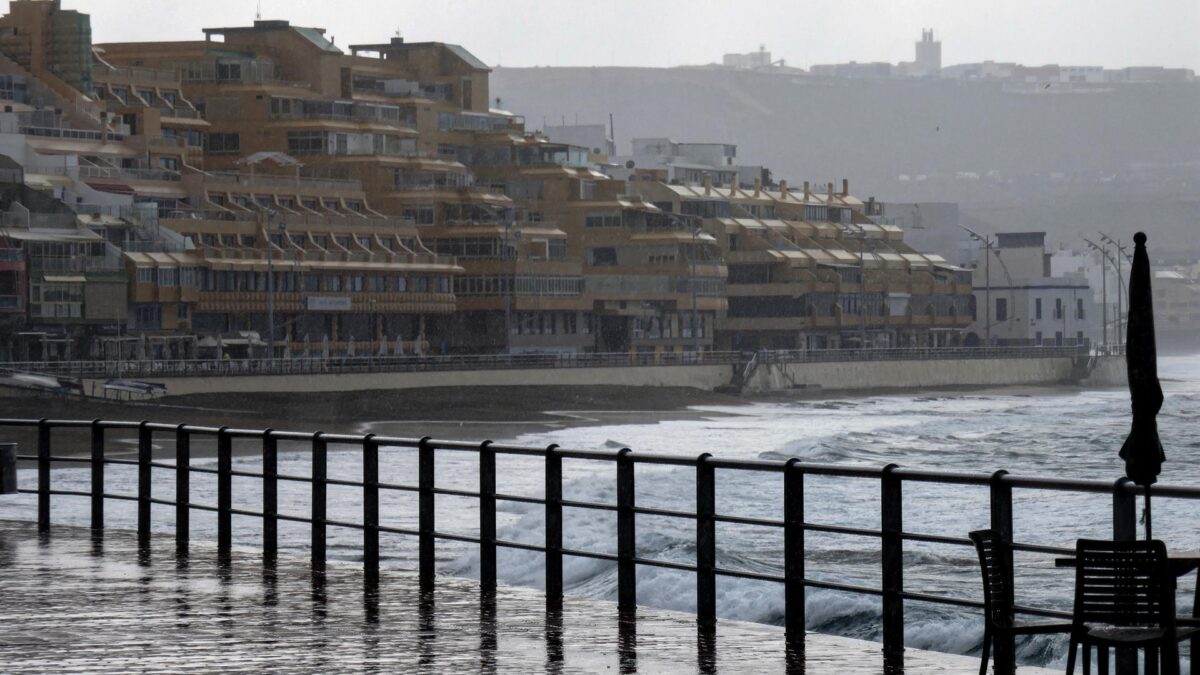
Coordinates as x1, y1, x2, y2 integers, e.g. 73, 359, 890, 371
1144, 490, 1152, 541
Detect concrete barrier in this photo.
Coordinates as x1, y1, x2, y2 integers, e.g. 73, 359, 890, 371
747, 357, 1083, 393
104, 363, 735, 398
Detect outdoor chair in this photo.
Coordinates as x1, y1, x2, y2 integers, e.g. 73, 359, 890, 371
970, 529, 1073, 675
1066, 539, 1199, 675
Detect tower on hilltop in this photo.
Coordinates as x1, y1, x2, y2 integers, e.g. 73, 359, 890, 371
914, 28, 942, 76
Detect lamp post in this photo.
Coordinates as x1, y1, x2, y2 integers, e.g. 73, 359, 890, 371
1099, 233, 1130, 352
265, 212, 285, 365
1083, 238, 1109, 350
962, 226, 994, 346
480, 204, 515, 353
843, 226, 869, 349
666, 213, 703, 353
691, 225, 702, 353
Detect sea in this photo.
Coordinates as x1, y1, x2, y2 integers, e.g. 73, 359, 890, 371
7, 355, 1200, 669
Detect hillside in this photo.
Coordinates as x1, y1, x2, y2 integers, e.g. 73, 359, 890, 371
491, 67, 1200, 250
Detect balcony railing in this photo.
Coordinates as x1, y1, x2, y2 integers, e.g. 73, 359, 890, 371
2, 346, 1089, 379
77, 165, 181, 182
205, 172, 363, 192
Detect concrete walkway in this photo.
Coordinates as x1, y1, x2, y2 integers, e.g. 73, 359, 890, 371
0, 520, 1055, 673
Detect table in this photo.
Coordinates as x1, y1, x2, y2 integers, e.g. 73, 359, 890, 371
1056, 552, 1200, 675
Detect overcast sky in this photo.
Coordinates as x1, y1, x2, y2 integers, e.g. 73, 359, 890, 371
66, 0, 1200, 71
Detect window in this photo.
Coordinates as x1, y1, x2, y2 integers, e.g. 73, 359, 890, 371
207, 133, 240, 154
585, 213, 622, 228
548, 239, 566, 260
402, 205, 435, 225
1076, 298, 1085, 320
349, 275, 364, 292
303, 275, 320, 292
1054, 298, 1063, 320
159, 157, 179, 171
995, 297, 1008, 322
136, 267, 154, 284
1036, 331, 1042, 345
369, 275, 385, 292
393, 276, 408, 292
590, 247, 618, 266
216, 62, 242, 82
1035, 298, 1042, 320
178, 304, 190, 320
326, 275, 342, 292
288, 131, 326, 154
157, 267, 177, 286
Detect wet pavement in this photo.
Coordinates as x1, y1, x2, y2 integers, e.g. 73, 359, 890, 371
0, 520, 1054, 673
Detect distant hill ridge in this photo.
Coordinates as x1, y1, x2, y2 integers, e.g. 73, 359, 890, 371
492, 67, 1200, 248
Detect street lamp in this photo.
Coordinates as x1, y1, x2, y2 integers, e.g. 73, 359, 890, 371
842, 225, 869, 349
1098, 233, 1130, 352
666, 213, 703, 353
265, 212, 285, 365
479, 204, 516, 353
1082, 237, 1110, 350
961, 226, 994, 346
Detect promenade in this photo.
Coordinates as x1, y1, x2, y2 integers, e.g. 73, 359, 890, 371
0, 520, 1055, 673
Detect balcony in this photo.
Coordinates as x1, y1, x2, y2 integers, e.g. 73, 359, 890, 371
78, 165, 181, 182
205, 172, 363, 193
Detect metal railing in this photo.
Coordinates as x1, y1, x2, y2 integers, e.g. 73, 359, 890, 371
3, 417, 1194, 673
0, 346, 1092, 380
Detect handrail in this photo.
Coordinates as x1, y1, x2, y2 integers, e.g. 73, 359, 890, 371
2, 416, 1186, 673
1, 346, 1091, 381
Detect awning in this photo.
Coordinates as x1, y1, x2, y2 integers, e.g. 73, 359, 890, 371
86, 180, 135, 195
27, 138, 140, 158
131, 184, 188, 199
42, 275, 87, 283
159, 116, 212, 129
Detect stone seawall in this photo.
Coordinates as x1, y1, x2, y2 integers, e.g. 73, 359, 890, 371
745, 355, 1126, 393
88, 356, 1125, 398
102, 363, 736, 398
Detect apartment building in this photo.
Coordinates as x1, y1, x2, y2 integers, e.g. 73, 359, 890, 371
629, 176, 972, 350
0, 2, 977, 361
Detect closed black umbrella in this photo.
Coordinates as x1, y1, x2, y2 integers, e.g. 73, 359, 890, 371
1118, 232, 1164, 540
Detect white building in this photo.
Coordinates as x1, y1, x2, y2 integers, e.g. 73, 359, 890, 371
967, 232, 1098, 347
723, 48, 772, 70
609, 138, 765, 189
543, 124, 614, 160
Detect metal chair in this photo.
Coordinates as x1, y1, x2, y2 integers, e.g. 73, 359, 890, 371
1067, 539, 1200, 675
970, 529, 1073, 675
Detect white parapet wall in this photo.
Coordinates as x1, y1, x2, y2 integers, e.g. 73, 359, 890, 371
746, 356, 1098, 393
101, 364, 736, 398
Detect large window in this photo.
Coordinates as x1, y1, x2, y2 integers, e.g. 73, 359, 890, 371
288, 131, 326, 155
995, 297, 1008, 322
207, 133, 240, 154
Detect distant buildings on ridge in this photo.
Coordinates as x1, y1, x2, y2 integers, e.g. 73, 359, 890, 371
718, 30, 1195, 84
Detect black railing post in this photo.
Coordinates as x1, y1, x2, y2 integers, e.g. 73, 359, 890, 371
696, 453, 716, 628
262, 430, 277, 564
880, 464, 905, 662
216, 427, 232, 563
1113, 478, 1137, 541
990, 470, 1015, 674
90, 419, 103, 532
545, 444, 563, 610
418, 436, 435, 591
363, 434, 379, 585
1113, 478, 1139, 675
616, 448, 636, 611
479, 441, 497, 593
784, 458, 806, 643
175, 425, 189, 556
311, 432, 327, 574
36, 418, 49, 532
137, 421, 152, 547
